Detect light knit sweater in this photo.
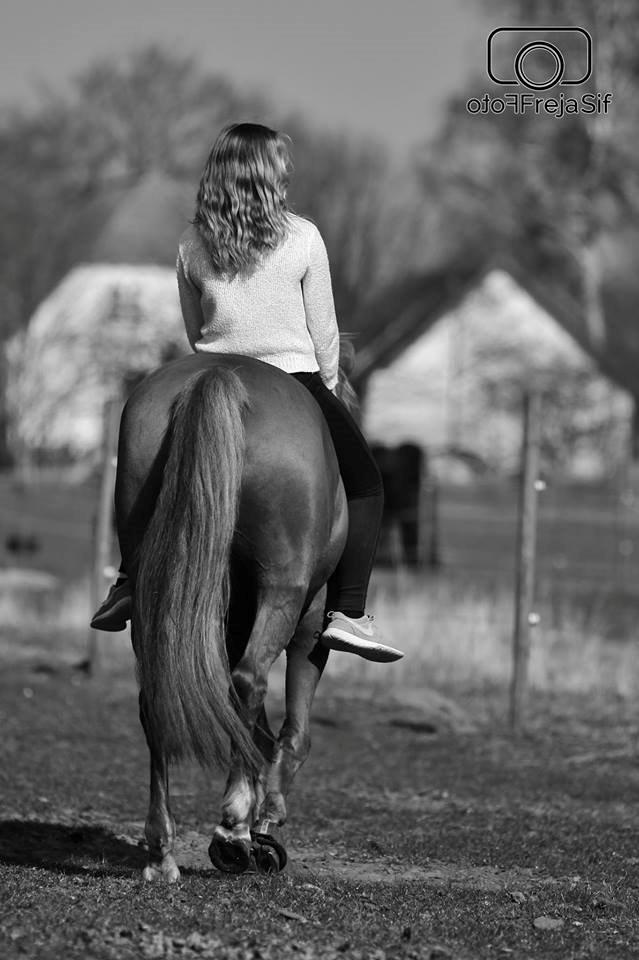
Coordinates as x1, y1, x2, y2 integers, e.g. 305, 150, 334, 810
176, 213, 340, 390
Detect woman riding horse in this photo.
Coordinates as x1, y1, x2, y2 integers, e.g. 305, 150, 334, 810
93, 122, 402, 663
93, 123, 404, 876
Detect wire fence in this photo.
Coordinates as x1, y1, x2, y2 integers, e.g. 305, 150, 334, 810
435, 477, 639, 597
372, 399, 639, 711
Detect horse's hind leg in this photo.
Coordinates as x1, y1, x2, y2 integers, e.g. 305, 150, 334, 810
209, 589, 303, 873
138, 691, 180, 883
256, 593, 326, 839
253, 704, 276, 819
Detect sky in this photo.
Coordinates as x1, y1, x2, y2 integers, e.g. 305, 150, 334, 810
1, 0, 494, 159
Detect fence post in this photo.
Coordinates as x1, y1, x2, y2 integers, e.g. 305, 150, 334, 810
427, 476, 442, 569
87, 397, 121, 675
509, 389, 542, 731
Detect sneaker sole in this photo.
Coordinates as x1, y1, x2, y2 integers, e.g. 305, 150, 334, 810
89, 616, 128, 632
321, 628, 404, 663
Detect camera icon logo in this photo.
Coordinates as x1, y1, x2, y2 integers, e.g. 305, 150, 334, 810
488, 27, 592, 91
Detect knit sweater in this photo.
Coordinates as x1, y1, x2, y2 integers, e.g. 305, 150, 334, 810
176, 213, 340, 390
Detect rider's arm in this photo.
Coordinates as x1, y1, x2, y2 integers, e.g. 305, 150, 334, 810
302, 225, 340, 391
177, 249, 205, 352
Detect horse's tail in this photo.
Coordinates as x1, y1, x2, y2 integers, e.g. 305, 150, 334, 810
133, 366, 259, 773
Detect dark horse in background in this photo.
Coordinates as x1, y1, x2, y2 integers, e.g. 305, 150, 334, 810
116, 353, 347, 880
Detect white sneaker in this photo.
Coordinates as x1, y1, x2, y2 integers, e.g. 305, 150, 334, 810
321, 612, 404, 663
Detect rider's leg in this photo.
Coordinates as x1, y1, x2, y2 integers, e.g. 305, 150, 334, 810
291, 372, 403, 662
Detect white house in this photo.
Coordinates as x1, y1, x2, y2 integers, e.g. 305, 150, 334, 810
6, 264, 188, 460
6, 173, 192, 462
359, 268, 632, 481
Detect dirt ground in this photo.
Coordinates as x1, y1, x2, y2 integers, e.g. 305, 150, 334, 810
0, 628, 638, 960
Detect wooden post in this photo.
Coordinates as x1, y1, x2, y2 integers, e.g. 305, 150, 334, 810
427, 476, 442, 569
87, 397, 121, 675
509, 390, 542, 731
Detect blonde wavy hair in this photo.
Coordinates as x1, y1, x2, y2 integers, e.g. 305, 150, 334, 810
193, 122, 292, 277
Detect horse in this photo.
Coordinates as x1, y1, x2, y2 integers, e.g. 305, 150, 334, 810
116, 352, 348, 880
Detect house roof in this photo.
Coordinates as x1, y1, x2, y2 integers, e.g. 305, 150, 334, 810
90, 171, 193, 266
351, 251, 599, 389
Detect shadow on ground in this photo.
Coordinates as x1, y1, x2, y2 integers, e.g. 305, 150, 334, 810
0, 819, 145, 877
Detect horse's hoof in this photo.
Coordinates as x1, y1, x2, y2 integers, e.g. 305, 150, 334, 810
208, 834, 252, 874
143, 858, 180, 883
251, 830, 288, 873
254, 843, 282, 873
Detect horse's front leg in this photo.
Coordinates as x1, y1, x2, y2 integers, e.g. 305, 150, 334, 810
138, 691, 180, 883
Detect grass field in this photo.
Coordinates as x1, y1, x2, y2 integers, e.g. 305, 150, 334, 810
335, 570, 639, 705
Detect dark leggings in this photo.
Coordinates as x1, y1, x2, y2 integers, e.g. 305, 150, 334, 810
291, 372, 384, 616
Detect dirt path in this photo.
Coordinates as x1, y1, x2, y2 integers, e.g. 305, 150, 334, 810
109, 824, 557, 893
0, 630, 637, 959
